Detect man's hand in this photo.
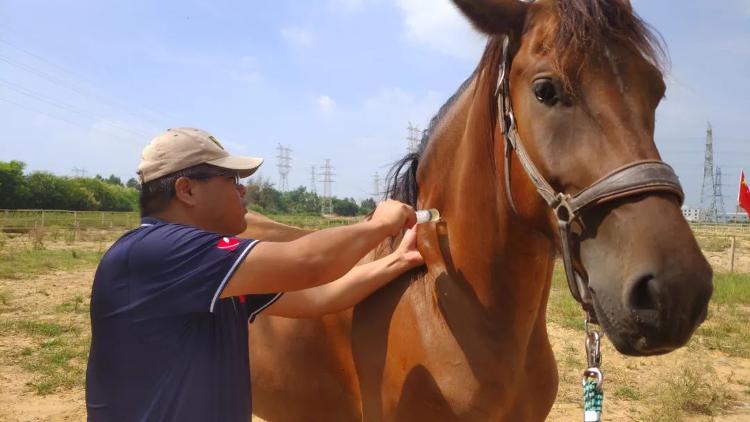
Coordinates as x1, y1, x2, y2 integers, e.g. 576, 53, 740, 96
371, 200, 416, 236
394, 226, 424, 270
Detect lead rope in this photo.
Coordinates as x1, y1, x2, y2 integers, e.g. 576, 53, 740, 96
582, 318, 604, 421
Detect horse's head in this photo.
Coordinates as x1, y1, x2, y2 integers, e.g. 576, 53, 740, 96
452, 0, 712, 356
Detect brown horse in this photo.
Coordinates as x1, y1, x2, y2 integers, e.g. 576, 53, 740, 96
247, 1, 713, 420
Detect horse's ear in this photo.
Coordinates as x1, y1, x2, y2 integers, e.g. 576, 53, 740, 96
451, 0, 530, 35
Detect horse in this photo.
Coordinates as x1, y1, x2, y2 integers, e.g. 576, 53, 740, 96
246, 1, 713, 420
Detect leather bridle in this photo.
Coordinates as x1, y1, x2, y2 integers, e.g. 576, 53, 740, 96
495, 39, 685, 318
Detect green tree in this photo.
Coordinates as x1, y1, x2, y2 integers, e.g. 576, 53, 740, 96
333, 197, 359, 216
105, 174, 123, 186
126, 177, 141, 191
24, 172, 74, 209
0, 160, 28, 208
244, 177, 287, 213
283, 186, 321, 214
359, 198, 376, 215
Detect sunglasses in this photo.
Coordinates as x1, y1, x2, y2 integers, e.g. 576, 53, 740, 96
189, 170, 241, 186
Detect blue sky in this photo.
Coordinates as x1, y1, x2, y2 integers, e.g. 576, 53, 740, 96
1, 0, 748, 209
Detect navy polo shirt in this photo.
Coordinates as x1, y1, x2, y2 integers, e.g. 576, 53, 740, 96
86, 217, 282, 422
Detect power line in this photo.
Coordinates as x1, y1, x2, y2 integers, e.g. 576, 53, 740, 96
0, 97, 141, 146
0, 78, 149, 138
0, 52, 169, 132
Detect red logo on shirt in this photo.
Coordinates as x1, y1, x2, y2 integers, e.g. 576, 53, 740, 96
216, 237, 240, 251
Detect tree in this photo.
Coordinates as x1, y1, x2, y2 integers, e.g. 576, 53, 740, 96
0, 160, 28, 209
105, 175, 123, 186
126, 177, 141, 191
283, 186, 321, 214
333, 197, 359, 216
359, 198, 376, 215
244, 176, 287, 213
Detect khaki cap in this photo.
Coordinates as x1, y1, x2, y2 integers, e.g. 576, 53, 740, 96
137, 127, 264, 183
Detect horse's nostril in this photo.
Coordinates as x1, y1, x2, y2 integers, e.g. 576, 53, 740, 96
629, 274, 658, 311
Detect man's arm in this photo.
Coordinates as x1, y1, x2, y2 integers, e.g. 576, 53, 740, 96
262, 226, 423, 318
220, 200, 416, 297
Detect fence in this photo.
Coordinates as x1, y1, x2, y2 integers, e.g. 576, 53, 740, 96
0, 210, 358, 233
0, 209, 139, 232
2, 210, 748, 272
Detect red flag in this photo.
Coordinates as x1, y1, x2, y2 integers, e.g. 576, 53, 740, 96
739, 170, 750, 218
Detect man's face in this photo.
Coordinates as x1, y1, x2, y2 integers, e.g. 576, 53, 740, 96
189, 171, 248, 235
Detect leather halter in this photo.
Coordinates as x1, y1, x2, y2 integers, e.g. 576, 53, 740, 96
495, 39, 685, 318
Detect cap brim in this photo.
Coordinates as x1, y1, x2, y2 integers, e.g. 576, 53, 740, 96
207, 155, 264, 178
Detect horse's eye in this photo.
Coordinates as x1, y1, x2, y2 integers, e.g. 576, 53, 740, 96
533, 80, 558, 106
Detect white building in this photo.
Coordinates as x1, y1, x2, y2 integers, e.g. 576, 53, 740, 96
681, 206, 703, 222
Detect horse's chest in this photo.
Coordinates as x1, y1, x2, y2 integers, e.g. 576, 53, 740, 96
377, 294, 520, 417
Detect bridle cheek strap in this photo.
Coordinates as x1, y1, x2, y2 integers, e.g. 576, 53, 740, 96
496, 39, 684, 318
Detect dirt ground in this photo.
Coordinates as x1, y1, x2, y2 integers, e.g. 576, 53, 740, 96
1, 238, 749, 421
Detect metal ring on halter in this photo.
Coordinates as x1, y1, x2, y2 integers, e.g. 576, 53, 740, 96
553, 193, 576, 225
582, 367, 604, 389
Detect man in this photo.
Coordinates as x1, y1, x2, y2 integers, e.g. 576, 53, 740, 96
86, 127, 423, 421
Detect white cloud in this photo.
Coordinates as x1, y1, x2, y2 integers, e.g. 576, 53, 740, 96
394, 0, 486, 60
280, 26, 315, 47
317, 95, 337, 111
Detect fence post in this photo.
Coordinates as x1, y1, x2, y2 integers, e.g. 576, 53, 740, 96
74, 211, 80, 242
730, 235, 736, 273
41, 210, 45, 227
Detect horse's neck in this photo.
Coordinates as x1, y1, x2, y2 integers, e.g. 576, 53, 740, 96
416, 79, 554, 324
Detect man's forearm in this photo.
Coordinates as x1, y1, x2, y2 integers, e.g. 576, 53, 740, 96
265, 253, 411, 318
289, 220, 392, 283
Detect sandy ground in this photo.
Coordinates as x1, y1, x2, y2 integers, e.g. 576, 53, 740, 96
1, 240, 749, 421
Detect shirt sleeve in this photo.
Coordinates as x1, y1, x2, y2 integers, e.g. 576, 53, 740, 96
244, 292, 284, 323
127, 223, 260, 316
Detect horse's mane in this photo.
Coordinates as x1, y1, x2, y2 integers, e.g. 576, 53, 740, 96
552, 0, 667, 82
385, 0, 666, 207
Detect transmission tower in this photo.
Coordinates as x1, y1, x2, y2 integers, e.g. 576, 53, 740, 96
700, 122, 718, 222
72, 167, 86, 178
407, 122, 421, 154
309, 165, 317, 194
372, 172, 382, 200
276, 144, 292, 192
319, 159, 335, 215
715, 166, 727, 222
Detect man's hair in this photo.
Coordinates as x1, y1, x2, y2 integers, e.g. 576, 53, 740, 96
139, 163, 230, 217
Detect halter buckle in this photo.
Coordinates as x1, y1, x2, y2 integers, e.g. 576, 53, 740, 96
553, 193, 576, 225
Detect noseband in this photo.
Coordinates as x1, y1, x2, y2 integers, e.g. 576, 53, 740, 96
496, 40, 684, 318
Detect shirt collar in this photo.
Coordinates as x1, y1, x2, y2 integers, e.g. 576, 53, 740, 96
140, 216, 162, 227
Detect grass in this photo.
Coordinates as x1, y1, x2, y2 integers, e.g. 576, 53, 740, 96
696, 235, 733, 252
711, 272, 750, 305
0, 305, 89, 395
546, 266, 584, 330
693, 273, 750, 358
267, 213, 358, 230
614, 386, 642, 401
647, 358, 735, 421
55, 295, 88, 314
0, 248, 104, 279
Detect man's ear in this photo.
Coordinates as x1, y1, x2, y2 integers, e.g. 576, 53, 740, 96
173, 177, 198, 206
451, 0, 530, 35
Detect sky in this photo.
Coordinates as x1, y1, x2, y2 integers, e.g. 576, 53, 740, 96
0, 0, 748, 209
